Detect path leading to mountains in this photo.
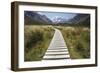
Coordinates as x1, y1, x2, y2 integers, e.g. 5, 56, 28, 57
43, 28, 70, 60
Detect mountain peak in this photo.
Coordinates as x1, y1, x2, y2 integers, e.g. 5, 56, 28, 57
52, 16, 68, 24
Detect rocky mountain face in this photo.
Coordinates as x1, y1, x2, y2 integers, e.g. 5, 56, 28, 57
24, 11, 52, 25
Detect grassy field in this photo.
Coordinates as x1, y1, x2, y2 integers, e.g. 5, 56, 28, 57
54, 26, 90, 59
24, 25, 55, 61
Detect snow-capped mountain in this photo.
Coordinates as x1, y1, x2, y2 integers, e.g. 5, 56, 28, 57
52, 16, 69, 24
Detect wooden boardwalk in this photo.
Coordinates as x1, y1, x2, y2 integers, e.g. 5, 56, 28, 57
43, 28, 70, 60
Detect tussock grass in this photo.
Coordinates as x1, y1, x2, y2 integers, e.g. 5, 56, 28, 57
55, 26, 90, 59
24, 25, 55, 61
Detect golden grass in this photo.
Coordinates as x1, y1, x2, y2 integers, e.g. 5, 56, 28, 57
54, 26, 90, 59
24, 25, 55, 61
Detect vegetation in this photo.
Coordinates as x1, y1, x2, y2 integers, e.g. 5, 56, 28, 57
24, 25, 55, 61
54, 26, 90, 59
24, 11, 90, 60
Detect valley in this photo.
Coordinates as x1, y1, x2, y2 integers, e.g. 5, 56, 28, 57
24, 11, 90, 61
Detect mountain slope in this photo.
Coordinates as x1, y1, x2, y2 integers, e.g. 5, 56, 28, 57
24, 11, 52, 25
68, 14, 90, 27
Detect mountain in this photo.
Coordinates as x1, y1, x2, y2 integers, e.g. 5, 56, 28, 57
53, 17, 68, 24
52, 14, 90, 27
68, 14, 90, 27
24, 11, 90, 27
24, 11, 52, 25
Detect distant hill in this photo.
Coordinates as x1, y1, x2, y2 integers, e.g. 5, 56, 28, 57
24, 11, 53, 25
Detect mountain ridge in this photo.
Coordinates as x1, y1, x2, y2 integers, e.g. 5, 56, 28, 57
24, 11, 90, 27
24, 11, 53, 25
